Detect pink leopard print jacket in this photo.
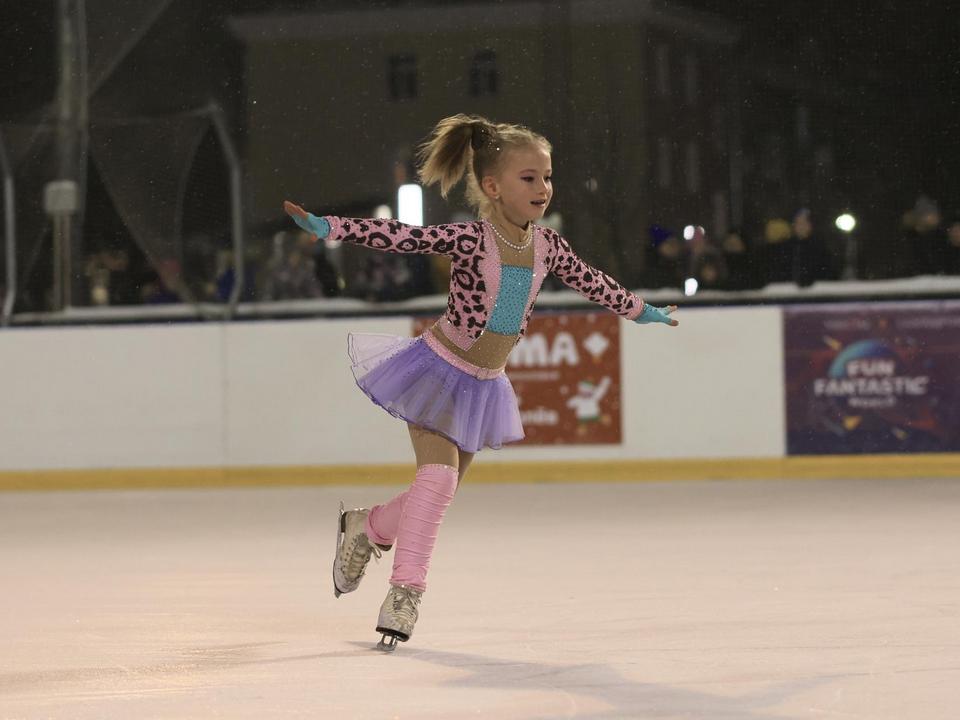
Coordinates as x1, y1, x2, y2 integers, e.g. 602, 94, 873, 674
325, 216, 646, 351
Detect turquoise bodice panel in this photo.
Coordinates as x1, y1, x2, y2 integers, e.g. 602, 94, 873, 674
487, 265, 533, 335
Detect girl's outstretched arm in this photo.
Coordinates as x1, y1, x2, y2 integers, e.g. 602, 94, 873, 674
283, 201, 464, 257
547, 229, 678, 326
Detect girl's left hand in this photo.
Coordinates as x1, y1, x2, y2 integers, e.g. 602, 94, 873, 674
636, 304, 679, 326
283, 200, 331, 241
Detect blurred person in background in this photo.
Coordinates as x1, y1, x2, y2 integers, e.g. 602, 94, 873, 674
888, 208, 920, 278
214, 246, 259, 303
183, 232, 218, 301
690, 249, 728, 291
312, 236, 344, 298
81, 244, 146, 307
755, 217, 795, 285
946, 212, 960, 275
908, 195, 947, 276
83, 253, 110, 306
262, 230, 322, 301
790, 208, 837, 287
355, 253, 406, 302
102, 248, 142, 305
403, 254, 436, 299
686, 225, 728, 291
142, 258, 184, 304
719, 228, 758, 290
642, 224, 686, 289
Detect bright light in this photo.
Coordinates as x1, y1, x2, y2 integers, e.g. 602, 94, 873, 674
397, 184, 423, 226
683, 225, 695, 241
835, 213, 857, 233
374, 204, 393, 219
684, 277, 699, 296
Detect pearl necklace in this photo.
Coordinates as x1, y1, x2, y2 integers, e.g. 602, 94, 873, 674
487, 219, 532, 252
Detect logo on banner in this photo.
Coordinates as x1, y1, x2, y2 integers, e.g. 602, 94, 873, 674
814, 339, 930, 411
508, 326, 618, 440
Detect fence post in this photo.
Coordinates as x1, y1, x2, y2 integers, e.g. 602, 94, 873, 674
0, 130, 15, 327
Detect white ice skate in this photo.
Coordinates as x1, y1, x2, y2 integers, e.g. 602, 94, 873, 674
375, 584, 422, 652
333, 502, 390, 598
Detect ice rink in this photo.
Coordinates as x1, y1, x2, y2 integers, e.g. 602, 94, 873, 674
1, 476, 958, 719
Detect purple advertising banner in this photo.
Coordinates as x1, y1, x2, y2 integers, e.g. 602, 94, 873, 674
784, 301, 960, 455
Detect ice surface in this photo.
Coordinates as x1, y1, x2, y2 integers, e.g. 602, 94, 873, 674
1, 477, 958, 719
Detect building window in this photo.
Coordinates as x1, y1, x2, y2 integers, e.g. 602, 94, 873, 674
685, 141, 700, 193
655, 44, 670, 96
684, 53, 699, 105
657, 137, 673, 188
388, 54, 418, 101
469, 49, 498, 97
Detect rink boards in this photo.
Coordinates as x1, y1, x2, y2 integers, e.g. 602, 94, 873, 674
2, 304, 959, 489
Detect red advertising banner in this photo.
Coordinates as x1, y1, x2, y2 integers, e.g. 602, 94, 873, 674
784, 301, 960, 454
413, 311, 622, 445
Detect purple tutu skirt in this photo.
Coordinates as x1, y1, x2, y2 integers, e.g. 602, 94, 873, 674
347, 333, 524, 453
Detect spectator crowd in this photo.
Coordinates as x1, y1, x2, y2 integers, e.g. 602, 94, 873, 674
645, 195, 960, 293
8, 194, 956, 311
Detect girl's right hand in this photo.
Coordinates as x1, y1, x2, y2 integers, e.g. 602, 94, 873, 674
283, 201, 331, 241
635, 304, 679, 326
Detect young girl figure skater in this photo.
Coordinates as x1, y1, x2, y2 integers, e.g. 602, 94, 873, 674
284, 114, 678, 651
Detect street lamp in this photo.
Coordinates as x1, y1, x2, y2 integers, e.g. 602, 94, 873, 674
835, 213, 856, 233
835, 212, 858, 279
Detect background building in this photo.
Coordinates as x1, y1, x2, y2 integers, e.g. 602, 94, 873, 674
1, 0, 957, 309
229, 0, 739, 286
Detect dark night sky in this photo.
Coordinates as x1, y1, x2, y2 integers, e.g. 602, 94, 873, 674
686, 0, 959, 212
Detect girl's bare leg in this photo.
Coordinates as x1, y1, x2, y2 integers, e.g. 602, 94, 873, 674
457, 449, 475, 488
407, 423, 460, 467
406, 424, 475, 484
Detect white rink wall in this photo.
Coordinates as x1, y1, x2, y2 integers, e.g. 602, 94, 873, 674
0, 307, 783, 471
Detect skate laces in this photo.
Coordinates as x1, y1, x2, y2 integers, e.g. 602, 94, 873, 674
342, 533, 382, 582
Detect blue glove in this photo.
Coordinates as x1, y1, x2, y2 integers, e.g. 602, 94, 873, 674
635, 303, 677, 325
283, 200, 331, 240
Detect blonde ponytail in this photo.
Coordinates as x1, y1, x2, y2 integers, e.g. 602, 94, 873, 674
417, 114, 478, 199
417, 114, 552, 218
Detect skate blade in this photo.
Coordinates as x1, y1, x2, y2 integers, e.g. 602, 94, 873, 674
375, 625, 409, 645
376, 634, 401, 652
332, 501, 346, 598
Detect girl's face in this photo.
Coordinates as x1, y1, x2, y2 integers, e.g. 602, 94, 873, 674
485, 144, 553, 225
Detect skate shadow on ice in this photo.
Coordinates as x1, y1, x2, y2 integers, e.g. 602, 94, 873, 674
349, 642, 824, 720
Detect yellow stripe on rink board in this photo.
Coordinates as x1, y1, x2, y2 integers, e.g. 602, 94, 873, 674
1, 454, 959, 492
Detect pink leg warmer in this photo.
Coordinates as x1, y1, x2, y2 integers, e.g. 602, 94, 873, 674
365, 490, 409, 548
390, 463, 458, 592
